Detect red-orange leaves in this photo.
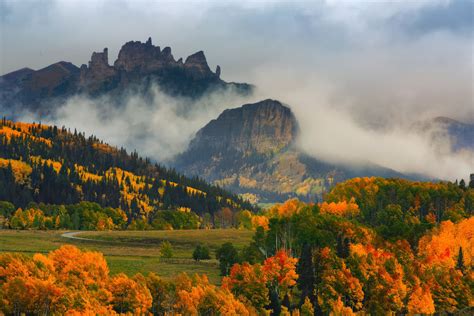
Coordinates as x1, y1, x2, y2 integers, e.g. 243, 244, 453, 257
263, 250, 298, 293
222, 262, 269, 311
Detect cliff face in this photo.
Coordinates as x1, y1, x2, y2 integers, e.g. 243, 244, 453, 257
1, 37, 252, 115
189, 99, 298, 155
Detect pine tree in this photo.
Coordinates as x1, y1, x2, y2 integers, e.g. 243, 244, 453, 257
456, 247, 465, 273
297, 243, 315, 306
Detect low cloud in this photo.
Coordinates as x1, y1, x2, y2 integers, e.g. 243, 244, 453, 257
33, 85, 255, 162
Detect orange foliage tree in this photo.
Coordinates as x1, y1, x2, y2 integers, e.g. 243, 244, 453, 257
0, 245, 156, 315
222, 262, 269, 312
174, 274, 252, 315
320, 198, 360, 218
263, 250, 298, 298
418, 217, 473, 268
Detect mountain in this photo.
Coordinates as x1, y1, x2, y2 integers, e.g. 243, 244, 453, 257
0, 37, 252, 116
0, 119, 254, 226
174, 99, 405, 203
429, 117, 474, 151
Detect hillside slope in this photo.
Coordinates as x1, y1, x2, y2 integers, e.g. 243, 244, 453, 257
0, 119, 254, 225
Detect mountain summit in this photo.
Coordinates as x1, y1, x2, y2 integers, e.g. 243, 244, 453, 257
0, 38, 252, 115
188, 99, 298, 155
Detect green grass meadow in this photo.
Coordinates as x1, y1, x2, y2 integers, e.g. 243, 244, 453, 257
0, 229, 254, 284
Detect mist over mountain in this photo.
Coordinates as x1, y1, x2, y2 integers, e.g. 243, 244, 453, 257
174, 99, 409, 202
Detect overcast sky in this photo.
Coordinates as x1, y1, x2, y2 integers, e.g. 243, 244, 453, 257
1, 0, 473, 179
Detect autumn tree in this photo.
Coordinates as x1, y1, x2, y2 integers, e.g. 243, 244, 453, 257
159, 241, 173, 259
222, 262, 269, 313
109, 273, 152, 314
263, 250, 298, 314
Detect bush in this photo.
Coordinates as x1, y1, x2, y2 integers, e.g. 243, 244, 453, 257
159, 241, 173, 259
216, 242, 240, 275
192, 244, 211, 261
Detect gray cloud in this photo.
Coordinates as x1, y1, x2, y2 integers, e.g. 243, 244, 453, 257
3, 0, 474, 181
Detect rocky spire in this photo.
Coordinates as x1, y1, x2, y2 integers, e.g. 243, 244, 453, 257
114, 38, 173, 71
184, 51, 214, 79
89, 48, 109, 68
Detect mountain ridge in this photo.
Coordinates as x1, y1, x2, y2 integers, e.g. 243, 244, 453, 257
0, 37, 253, 116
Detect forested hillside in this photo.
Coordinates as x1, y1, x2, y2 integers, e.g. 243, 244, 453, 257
0, 177, 472, 314
0, 119, 254, 229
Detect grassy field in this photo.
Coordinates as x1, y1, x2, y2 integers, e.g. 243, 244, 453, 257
0, 229, 254, 284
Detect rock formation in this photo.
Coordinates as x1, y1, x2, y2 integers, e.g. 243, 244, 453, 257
0, 38, 252, 115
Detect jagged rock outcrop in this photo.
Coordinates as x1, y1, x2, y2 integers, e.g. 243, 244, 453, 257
79, 48, 117, 94
114, 38, 177, 72
0, 37, 253, 115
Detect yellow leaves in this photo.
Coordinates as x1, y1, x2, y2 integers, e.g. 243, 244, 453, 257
0, 123, 52, 147
0, 246, 117, 314
109, 273, 152, 314
0, 158, 32, 183
174, 273, 251, 316
407, 285, 435, 315
92, 142, 118, 154
30, 156, 62, 173
49, 245, 109, 287
251, 215, 270, 230
329, 297, 356, 316
75, 164, 102, 182
418, 218, 474, 269
161, 179, 207, 196
268, 198, 304, 219
320, 197, 360, 218
177, 207, 191, 213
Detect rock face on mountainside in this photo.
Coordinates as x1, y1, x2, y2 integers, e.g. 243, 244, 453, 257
189, 99, 298, 155
0, 37, 252, 116
174, 99, 405, 203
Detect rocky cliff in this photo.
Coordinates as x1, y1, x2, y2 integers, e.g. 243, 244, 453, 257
0, 37, 252, 115
189, 99, 298, 155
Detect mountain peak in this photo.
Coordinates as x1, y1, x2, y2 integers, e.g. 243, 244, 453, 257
190, 99, 298, 155
184, 51, 213, 79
